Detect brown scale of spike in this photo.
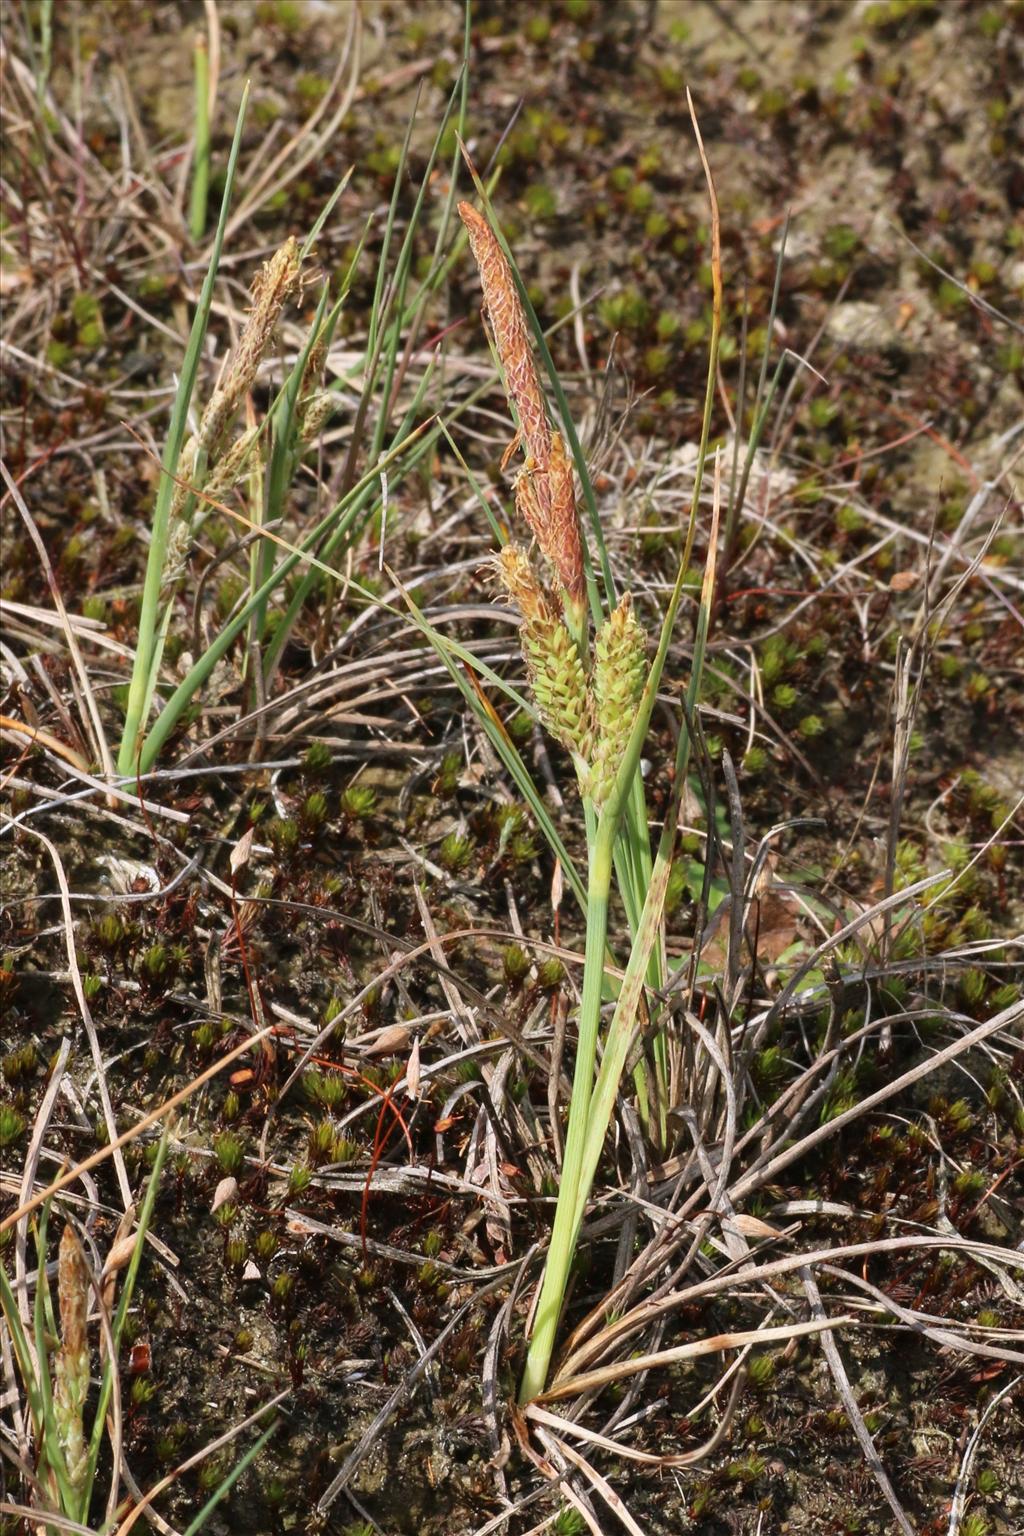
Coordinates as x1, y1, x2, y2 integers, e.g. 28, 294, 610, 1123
545, 430, 587, 607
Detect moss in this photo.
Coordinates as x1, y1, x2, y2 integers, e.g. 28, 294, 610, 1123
0, 1105, 26, 1149
340, 785, 376, 821
758, 86, 789, 117
747, 1353, 775, 1387
598, 286, 650, 332
301, 790, 329, 829
502, 945, 531, 988
536, 958, 565, 990
259, 0, 302, 30
523, 183, 557, 220
643, 344, 671, 377
213, 1131, 245, 1174
438, 831, 474, 873
295, 72, 330, 107
626, 181, 654, 214
656, 62, 684, 93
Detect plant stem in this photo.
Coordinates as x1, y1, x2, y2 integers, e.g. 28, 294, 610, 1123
519, 814, 613, 1404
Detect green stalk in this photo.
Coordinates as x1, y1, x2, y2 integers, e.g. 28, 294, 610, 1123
35, 1206, 79, 1521
519, 815, 613, 1405
517, 584, 674, 1401
248, 286, 333, 661
189, 31, 210, 242
570, 491, 721, 1251
265, 60, 469, 680
37, 0, 53, 108
117, 86, 249, 776
258, 371, 438, 688
1, 1254, 76, 1525
0, 1206, 78, 1523
520, 488, 720, 1402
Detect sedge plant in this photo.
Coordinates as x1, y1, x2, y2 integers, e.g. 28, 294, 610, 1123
1, 1129, 280, 1531
116, 27, 476, 778
1, 1133, 157, 1529
444, 99, 723, 1403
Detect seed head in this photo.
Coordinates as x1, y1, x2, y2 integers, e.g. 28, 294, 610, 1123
460, 204, 587, 609
54, 1224, 90, 1491
458, 203, 551, 473
172, 237, 301, 521
201, 236, 301, 450
590, 593, 647, 805
496, 545, 593, 763
203, 426, 259, 504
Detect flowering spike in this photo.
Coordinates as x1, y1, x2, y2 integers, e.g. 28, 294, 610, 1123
546, 430, 586, 607
458, 202, 551, 474
496, 545, 593, 765
590, 593, 647, 805
460, 204, 586, 612
53, 1224, 90, 1491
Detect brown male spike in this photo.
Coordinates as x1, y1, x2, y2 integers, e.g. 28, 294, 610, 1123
458, 202, 552, 475
459, 203, 586, 616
